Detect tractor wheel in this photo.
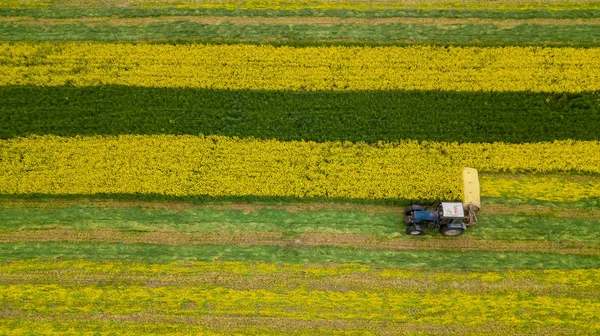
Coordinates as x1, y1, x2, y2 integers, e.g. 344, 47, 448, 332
439, 225, 465, 237
406, 224, 425, 235
405, 205, 423, 216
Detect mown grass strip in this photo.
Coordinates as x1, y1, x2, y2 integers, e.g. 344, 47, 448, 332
2, 242, 599, 269
2, 43, 599, 92
1, 229, 597, 255
3, 8, 600, 19
1, 204, 599, 243
2, 283, 599, 331
2, 22, 600, 46
3, 86, 598, 143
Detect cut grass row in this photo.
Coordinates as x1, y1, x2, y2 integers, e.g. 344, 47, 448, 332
3, 86, 598, 143
2, 229, 598, 255
2, 242, 599, 269
3, 8, 600, 19
1, 204, 599, 243
2, 21, 600, 46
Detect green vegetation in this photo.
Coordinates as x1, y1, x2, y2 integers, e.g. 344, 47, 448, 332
2, 204, 600, 242
2, 22, 600, 46
1, 8, 599, 19
2, 86, 598, 143
3, 242, 599, 269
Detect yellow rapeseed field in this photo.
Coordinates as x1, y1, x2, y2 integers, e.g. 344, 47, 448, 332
3, 284, 598, 330
4, 260, 598, 287
2, 43, 599, 92
1, 0, 597, 11
1, 135, 599, 201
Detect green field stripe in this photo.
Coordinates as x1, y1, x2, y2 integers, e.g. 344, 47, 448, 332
1, 204, 600, 243
2, 22, 600, 46
1, 8, 600, 19
2, 86, 598, 143
2, 242, 599, 269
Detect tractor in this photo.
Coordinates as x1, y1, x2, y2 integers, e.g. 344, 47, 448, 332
404, 168, 481, 237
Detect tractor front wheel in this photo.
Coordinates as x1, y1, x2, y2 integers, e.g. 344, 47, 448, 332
407, 224, 425, 235
439, 225, 465, 237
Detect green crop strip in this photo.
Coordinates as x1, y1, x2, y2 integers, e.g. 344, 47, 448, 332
1, 205, 599, 243
1, 22, 599, 47
2, 86, 598, 143
1, 8, 599, 19
2, 242, 599, 269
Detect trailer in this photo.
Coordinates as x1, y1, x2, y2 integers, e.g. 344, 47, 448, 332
404, 168, 480, 237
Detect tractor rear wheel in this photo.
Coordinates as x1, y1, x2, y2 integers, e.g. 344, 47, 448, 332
439, 225, 465, 237
407, 224, 425, 235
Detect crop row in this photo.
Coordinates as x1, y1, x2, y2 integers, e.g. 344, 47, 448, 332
2, 204, 600, 242
4, 260, 598, 287
3, 87, 598, 143
3, 8, 600, 20
2, 43, 599, 92
3, 283, 598, 331
2, 22, 600, 47
2, 0, 598, 11
1, 135, 599, 201
4, 242, 599, 269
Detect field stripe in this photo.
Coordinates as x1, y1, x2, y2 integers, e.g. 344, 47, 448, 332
2, 22, 599, 46
1, 203, 599, 243
1, 135, 599, 201
3, 87, 598, 144
2, 0, 598, 11
0, 229, 597, 254
2, 261, 597, 298
2, 198, 600, 219
3, 8, 600, 20
2, 242, 599, 269
2, 283, 598, 331
5, 17, 600, 26
2, 43, 599, 92
0, 315, 579, 336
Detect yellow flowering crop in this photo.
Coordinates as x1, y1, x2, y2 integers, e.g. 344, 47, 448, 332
1, 43, 599, 92
1, 135, 598, 200
481, 175, 600, 202
2, 135, 599, 201
3, 260, 598, 288
3, 284, 598, 331
1, 0, 597, 11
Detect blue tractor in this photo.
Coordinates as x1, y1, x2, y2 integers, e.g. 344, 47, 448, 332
404, 168, 481, 237
404, 202, 478, 236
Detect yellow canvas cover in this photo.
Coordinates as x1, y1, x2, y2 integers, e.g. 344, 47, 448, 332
463, 167, 481, 209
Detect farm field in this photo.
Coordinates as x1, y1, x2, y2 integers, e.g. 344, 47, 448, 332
0, 0, 599, 335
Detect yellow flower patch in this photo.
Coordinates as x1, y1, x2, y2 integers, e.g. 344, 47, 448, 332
2, 43, 599, 92
1, 135, 599, 201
